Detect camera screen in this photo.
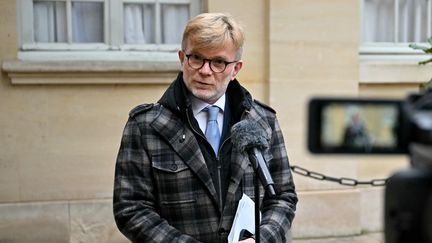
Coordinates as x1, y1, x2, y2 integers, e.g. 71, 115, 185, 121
308, 98, 407, 154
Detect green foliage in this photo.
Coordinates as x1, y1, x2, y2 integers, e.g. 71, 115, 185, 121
409, 37, 432, 65
409, 37, 432, 91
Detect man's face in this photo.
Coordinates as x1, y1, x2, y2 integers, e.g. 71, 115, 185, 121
178, 40, 243, 104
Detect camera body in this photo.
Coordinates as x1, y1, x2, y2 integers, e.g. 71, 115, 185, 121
385, 165, 432, 243
307, 89, 432, 243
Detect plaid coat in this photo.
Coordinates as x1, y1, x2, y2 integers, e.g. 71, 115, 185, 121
114, 74, 297, 243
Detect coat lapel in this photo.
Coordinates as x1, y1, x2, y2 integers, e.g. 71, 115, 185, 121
224, 106, 273, 207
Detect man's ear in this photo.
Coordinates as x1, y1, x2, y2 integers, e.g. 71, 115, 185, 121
178, 50, 185, 64
231, 60, 243, 80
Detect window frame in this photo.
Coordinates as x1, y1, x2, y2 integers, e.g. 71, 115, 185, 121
16, 0, 202, 61
359, 0, 432, 55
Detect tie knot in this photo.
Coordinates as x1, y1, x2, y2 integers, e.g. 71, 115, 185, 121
206, 106, 219, 121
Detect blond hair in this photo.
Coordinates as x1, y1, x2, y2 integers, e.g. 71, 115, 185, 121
181, 13, 245, 59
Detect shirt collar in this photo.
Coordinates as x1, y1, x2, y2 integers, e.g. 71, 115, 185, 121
191, 94, 226, 116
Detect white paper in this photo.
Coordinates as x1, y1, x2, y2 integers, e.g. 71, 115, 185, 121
228, 194, 261, 243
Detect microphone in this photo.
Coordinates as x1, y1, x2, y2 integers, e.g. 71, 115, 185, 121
231, 120, 276, 197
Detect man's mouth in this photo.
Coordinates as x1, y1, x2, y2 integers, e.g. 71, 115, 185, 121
196, 80, 212, 86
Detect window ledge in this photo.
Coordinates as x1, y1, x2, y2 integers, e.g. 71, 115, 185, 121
2, 60, 181, 84
360, 55, 431, 84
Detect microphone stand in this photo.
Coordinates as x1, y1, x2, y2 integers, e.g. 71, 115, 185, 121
253, 172, 260, 243
249, 148, 276, 243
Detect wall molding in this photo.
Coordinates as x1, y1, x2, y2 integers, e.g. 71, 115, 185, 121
2, 60, 180, 84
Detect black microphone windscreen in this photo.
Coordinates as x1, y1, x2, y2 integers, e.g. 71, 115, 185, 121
231, 120, 269, 153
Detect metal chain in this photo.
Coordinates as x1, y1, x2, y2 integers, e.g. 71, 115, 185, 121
290, 165, 388, 186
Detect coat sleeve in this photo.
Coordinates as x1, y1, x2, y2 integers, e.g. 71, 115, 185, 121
259, 116, 298, 243
113, 117, 201, 243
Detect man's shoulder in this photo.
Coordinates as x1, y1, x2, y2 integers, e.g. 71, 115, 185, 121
129, 103, 160, 118
253, 99, 276, 114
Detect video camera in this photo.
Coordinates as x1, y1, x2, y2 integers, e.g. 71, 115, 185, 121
307, 88, 432, 243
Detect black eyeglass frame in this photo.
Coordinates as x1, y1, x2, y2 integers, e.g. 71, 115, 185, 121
184, 53, 239, 73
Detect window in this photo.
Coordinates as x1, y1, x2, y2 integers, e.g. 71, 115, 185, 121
360, 0, 432, 54
17, 0, 202, 60
359, 0, 431, 85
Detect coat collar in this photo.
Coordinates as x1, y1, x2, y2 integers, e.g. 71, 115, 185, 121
158, 72, 253, 123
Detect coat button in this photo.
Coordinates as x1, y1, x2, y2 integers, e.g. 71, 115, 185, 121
170, 164, 178, 171
179, 134, 186, 143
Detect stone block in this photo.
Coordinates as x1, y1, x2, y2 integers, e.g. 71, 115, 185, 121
70, 199, 128, 243
292, 190, 361, 239
0, 201, 69, 243
360, 187, 384, 232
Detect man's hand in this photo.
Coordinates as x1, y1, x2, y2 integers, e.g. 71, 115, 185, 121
238, 238, 255, 243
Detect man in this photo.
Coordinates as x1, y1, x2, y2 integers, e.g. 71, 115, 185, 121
113, 13, 297, 243
342, 112, 371, 151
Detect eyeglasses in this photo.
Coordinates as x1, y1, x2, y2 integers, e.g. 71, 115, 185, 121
184, 53, 239, 73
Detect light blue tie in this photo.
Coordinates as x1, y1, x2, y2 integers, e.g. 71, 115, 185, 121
205, 106, 221, 155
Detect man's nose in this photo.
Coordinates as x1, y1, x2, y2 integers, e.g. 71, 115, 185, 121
199, 60, 213, 74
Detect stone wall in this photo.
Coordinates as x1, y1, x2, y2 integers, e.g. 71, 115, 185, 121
0, 0, 426, 241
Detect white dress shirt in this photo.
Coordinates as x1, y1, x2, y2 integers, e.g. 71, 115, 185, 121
190, 94, 225, 135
